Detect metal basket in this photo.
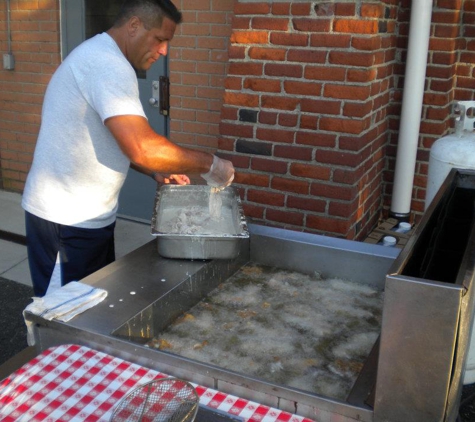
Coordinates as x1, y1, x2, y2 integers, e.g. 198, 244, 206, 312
110, 377, 199, 422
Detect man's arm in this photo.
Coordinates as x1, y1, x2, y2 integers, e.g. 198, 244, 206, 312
105, 114, 234, 187
105, 114, 213, 174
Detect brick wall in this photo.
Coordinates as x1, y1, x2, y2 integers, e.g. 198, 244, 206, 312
458, 0, 475, 99
221, 1, 398, 239
0, 0, 473, 239
0, 0, 60, 191
168, 0, 235, 162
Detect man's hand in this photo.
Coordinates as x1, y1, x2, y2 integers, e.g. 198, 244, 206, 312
152, 173, 190, 185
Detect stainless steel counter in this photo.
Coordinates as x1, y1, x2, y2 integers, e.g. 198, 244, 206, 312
28, 225, 399, 421
27, 184, 475, 422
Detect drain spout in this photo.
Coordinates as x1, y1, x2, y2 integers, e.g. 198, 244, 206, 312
390, 0, 433, 220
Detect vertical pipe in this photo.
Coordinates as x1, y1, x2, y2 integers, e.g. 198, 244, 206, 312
6, 0, 12, 54
389, 0, 433, 220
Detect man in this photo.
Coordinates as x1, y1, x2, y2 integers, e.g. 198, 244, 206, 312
21, 0, 234, 297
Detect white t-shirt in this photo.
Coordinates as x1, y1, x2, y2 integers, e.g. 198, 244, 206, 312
22, 33, 146, 228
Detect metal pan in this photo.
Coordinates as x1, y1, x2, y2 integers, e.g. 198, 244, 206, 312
151, 185, 249, 259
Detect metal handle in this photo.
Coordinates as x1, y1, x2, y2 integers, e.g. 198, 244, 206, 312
159, 76, 170, 116
149, 79, 169, 116
149, 81, 160, 108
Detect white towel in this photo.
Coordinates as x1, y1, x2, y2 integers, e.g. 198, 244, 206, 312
23, 281, 108, 345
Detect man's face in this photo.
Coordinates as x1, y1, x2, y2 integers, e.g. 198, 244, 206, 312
129, 16, 177, 71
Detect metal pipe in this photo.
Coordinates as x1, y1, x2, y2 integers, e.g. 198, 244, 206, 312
389, 0, 433, 220
6, 0, 12, 53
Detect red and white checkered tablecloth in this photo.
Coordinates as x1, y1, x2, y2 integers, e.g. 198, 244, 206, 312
0, 344, 315, 422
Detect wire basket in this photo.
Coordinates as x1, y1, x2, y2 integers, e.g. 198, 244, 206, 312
110, 377, 199, 422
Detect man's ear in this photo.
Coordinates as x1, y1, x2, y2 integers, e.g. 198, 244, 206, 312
127, 16, 141, 37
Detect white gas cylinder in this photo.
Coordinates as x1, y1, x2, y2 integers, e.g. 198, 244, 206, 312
465, 332, 475, 385
425, 101, 475, 210
425, 102, 475, 385
426, 132, 475, 209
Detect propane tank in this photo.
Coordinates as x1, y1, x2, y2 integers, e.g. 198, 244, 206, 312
442, 103, 475, 385
425, 101, 475, 210
465, 332, 475, 385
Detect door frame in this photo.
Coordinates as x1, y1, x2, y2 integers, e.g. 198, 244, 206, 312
60, 0, 85, 61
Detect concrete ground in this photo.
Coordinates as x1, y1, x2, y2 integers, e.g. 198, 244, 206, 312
0, 190, 154, 288
0, 189, 154, 365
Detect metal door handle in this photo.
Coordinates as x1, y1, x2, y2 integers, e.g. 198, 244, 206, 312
149, 78, 170, 116
150, 81, 160, 108
159, 76, 170, 116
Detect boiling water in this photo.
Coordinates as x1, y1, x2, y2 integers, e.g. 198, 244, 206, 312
146, 264, 383, 400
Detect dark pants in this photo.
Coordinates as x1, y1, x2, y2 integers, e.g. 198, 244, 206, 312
25, 211, 115, 297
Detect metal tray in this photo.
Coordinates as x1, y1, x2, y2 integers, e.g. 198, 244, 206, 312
151, 185, 249, 259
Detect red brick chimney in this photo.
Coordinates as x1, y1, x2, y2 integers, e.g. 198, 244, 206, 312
219, 1, 397, 239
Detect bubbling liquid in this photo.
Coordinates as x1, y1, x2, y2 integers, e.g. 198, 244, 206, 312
146, 263, 383, 400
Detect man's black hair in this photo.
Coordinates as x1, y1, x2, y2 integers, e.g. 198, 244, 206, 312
114, 0, 182, 29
